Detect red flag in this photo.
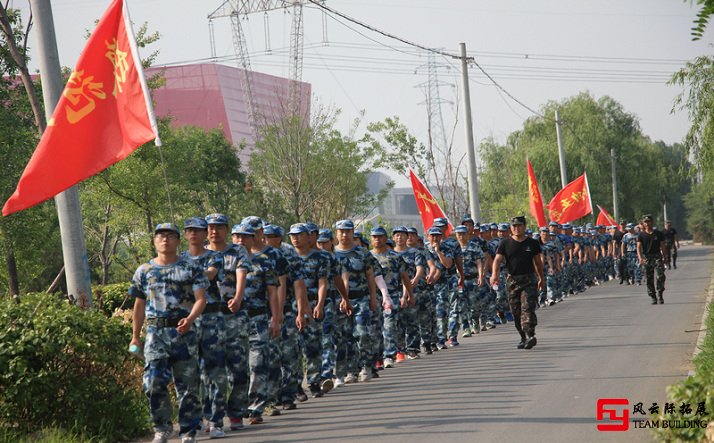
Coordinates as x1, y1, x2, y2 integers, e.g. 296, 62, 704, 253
409, 167, 453, 236
3, 0, 159, 216
527, 159, 547, 228
546, 173, 593, 223
596, 204, 617, 227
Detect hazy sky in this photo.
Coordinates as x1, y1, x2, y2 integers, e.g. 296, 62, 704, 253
12, 0, 714, 180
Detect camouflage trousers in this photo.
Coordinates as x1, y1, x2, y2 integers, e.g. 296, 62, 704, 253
224, 311, 249, 420
320, 297, 337, 379
268, 309, 300, 405
143, 325, 201, 436
506, 273, 539, 338
625, 252, 641, 283
246, 313, 271, 414
433, 279, 450, 346
448, 277, 466, 340
494, 270, 509, 310
196, 311, 227, 427
335, 296, 372, 376
301, 299, 333, 386
459, 279, 487, 332
381, 292, 401, 358
642, 256, 666, 299
417, 286, 435, 348
400, 290, 420, 352
546, 273, 559, 302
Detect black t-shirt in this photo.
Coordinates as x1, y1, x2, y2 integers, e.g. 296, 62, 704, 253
662, 228, 677, 242
637, 230, 664, 256
613, 231, 624, 244
496, 237, 542, 276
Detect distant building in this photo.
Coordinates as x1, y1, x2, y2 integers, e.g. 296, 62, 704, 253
146, 63, 311, 164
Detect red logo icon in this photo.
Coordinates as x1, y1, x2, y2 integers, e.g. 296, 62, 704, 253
597, 398, 629, 431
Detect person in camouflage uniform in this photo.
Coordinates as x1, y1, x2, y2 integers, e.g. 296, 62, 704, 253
425, 225, 457, 349
205, 213, 251, 431
180, 217, 226, 438
227, 223, 282, 425
129, 223, 209, 443
406, 227, 439, 354
621, 223, 640, 285
491, 216, 545, 350
370, 226, 413, 368
637, 214, 667, 304
454, 225, 485, 339
334, 219, 377, 384
393, 226, 428, 359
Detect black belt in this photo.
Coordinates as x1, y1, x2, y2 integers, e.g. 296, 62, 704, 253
348, 290, 366, 300
146, 317, 181, 328
203, 304, 224, 314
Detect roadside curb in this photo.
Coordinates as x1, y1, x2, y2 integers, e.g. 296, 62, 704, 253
688, 250, 714, 376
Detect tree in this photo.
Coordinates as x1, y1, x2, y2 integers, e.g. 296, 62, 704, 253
688, 0, 714, 40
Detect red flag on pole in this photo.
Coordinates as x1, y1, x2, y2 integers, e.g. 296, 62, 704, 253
2, 0, 160, 216
409, 167, 453, 236
596, 204, 617, 227
527, 159, 547, 228
546, 173, 593, 223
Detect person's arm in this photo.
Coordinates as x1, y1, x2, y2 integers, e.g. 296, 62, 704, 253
276, 274, 287, 324
294, 279, 309, 331
314, 277, 328, 320
205, 266, 219, 281
411, 265, 425, 288
366, 267, 377, 312
455, 255, 465, 286
400, 271, 413, 307
533, 253, 545, 292
268, 285, 281, 338
130, 297, 146, 348
336, 271, 353, 315
178, 287, 206, 334
490, 254, 504, 287
228, 269, 247, 312
636, 239, 644, 264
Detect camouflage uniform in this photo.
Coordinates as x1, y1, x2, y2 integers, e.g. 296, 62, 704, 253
318, 249, 340, 379
129, 258, 209, 437
371, 249, 407, 359
180, 249, 226, 428
395, 247, 427, 353
623, 232, 640, 284
426, 240, 457, 348
506, 273, 539, 339
218, 244, 252, 423
456, 241, 484, 337
334, 246, 374, 376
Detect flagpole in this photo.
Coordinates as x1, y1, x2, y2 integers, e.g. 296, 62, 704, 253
30, 0, 92, 306
584, 171, 594, 222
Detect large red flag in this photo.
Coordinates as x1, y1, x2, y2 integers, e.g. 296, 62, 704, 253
596, 204, 617, 227
3, 0, 159, 216
527, 159, 547, 228
546, 173, 593, 223
409, 167, 453, 236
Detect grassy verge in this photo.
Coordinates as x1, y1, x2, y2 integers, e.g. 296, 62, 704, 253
653, 282, 714, 442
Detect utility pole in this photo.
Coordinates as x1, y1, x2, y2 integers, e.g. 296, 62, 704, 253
30, 0, 92, 306
460, 42, 480, 221
610, 148, 619, 221
555, 109, 568, 188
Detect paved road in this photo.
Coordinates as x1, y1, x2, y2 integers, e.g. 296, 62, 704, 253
188, 245, 712, 443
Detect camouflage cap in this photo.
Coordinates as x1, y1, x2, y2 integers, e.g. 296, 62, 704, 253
427, 226, 443, 236
263, 224, 283, 236
335, 219, 354, 230
433, 217, 449, 227
231, 223, 255, 235
241, 216, 264, 230
155, 223, 180, 237
370, 226, 388, 236
406, 226, 418, 234
304, 222, 319, 233
392, 226, 409, 234
184, 217, 208, 230
205, 213, 228, 225
288, 223, 309, 235
453, 225, 468, 234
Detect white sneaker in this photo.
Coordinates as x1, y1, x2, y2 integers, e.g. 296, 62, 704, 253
359, 368, 372, 382
209, 426, 225, 439
181, 436, 196, 443
152, 431, 172, 443
344, 373, 357, 384
334, 376, 345, 387
383, 357, 395, 368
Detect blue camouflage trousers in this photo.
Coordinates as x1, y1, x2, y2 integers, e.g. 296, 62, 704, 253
382, 292, 401, 358
268, 308, 301, 405
401, 290, 420, 352
418, 285, 435, 348
448, 276, 465, 340
625, 252, 641, 283
196, 312, 227, 427
458, 279, 482, 333
433, 279, 450, 345
301, 299, 331, 386
335, 296, 372, 376
247, 313, 271, 414
143, 325, 201, 436
224, 311, 249, 420
320, 298, 337, 379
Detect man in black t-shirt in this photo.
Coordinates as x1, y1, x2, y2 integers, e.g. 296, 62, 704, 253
637, 214, 666, 304
491, 216, 545, 350
662, 221, 680, 270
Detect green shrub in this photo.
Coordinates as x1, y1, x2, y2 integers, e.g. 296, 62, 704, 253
0, 293, 148, 442
92, 282, 132, 317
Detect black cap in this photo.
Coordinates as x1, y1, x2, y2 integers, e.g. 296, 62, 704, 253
642, 214, 653, 222
510, 215, 526, 225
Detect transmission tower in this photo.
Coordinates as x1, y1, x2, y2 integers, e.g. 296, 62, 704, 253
208, 0, 309, 140
416, 51, 452, 158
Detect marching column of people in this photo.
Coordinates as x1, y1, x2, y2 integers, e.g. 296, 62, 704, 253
129, 213, 676, 443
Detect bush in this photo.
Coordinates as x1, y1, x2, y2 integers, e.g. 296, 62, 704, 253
92, 282, 132, 317
0, 293, 148, 442
653, 304, 714, 442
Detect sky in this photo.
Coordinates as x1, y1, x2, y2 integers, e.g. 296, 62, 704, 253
11, 0, 714, 186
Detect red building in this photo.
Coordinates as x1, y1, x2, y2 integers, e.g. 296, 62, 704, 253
146, 63, 311, 164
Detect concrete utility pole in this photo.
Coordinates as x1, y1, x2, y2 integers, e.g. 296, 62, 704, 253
460, 42, 481, 221
555, 109, 568, 188
610, 148, 619, 221
30, 0, 92, 306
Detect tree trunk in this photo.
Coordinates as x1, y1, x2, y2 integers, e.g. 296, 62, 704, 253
5, 246, 19, 296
